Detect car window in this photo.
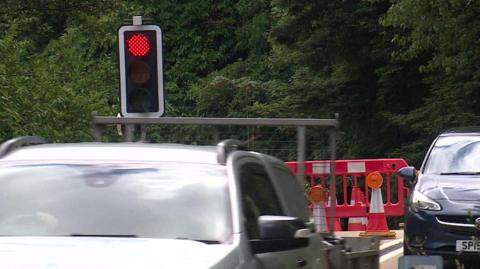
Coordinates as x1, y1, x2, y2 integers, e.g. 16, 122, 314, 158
424, 135, 480, 174
270, 164, 309, 222
0, 162, 232, 243
238, 162, 284, 239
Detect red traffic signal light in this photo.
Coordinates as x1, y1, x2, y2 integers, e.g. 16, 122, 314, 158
127, 33, 151, 57
119, 25, 164, 117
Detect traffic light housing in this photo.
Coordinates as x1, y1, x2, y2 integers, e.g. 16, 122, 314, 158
119, 24, 164, 117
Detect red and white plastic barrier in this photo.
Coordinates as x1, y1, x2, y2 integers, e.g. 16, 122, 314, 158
287, 158, 411, 232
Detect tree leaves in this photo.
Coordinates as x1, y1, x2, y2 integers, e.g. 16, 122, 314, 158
1, 0, 479, 166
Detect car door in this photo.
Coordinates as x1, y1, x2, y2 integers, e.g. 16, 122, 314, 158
265, 162, 326, 269
236, 157, 313, 269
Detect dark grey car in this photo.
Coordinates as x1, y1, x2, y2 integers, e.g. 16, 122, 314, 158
400, 129, 480, 267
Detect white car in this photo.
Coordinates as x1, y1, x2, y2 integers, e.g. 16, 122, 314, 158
0, 137, 328, 268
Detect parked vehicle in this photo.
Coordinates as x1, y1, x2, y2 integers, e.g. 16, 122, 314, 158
0, 136, 329, 269
400, 128, 480, 266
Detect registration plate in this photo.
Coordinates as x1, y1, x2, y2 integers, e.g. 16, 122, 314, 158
456, 240, 480, 252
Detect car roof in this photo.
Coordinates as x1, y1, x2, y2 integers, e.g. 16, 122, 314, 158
0, 143, 220, 164
440, 126, 480, 136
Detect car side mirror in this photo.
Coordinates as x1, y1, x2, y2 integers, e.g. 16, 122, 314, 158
258, 215, 306, 239
398, 166, 417, 182
250, 215, 309, 254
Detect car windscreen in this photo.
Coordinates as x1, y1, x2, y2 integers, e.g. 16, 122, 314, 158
0, 162, 232, 243
424, 135, 480, 174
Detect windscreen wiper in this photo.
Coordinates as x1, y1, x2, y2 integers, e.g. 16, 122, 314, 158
193, 239, 221, 244
175, 237, 221, 244
440, 172, 480, 175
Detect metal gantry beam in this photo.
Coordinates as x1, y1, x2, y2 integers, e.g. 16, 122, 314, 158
93, 116, 338, 127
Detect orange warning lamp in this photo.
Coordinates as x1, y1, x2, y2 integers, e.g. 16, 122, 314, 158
309, 186, 326, 204
366, 171, 383, 190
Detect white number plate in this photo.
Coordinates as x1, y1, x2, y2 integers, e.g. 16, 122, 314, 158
456, 240, 480, 252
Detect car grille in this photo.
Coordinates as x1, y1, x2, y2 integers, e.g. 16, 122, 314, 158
442, 225, 477, 236
437, 215, 478, 224
436, 215, 480, 237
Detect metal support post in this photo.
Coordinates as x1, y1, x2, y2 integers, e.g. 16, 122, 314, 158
92, 126, 102, 142
329, 128, 337, 233
124, 125, 135, 142
212, 127, 220, 144
140, 125, 147, 142
91, 111, 102, 142
296, 126, 306, 188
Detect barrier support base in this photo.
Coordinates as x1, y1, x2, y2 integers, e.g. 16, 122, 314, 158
359, 231, 397, 239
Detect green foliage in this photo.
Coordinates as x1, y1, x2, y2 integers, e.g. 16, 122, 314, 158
1, 0, 480, 169
381, 0, 480, 164
124, 0, 272, 115
0, 1, 119, 142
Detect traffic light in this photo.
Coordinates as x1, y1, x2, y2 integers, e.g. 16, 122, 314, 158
119, 24, 164, 117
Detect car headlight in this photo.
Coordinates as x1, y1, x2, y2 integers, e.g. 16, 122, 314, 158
411, 190, 441, 211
